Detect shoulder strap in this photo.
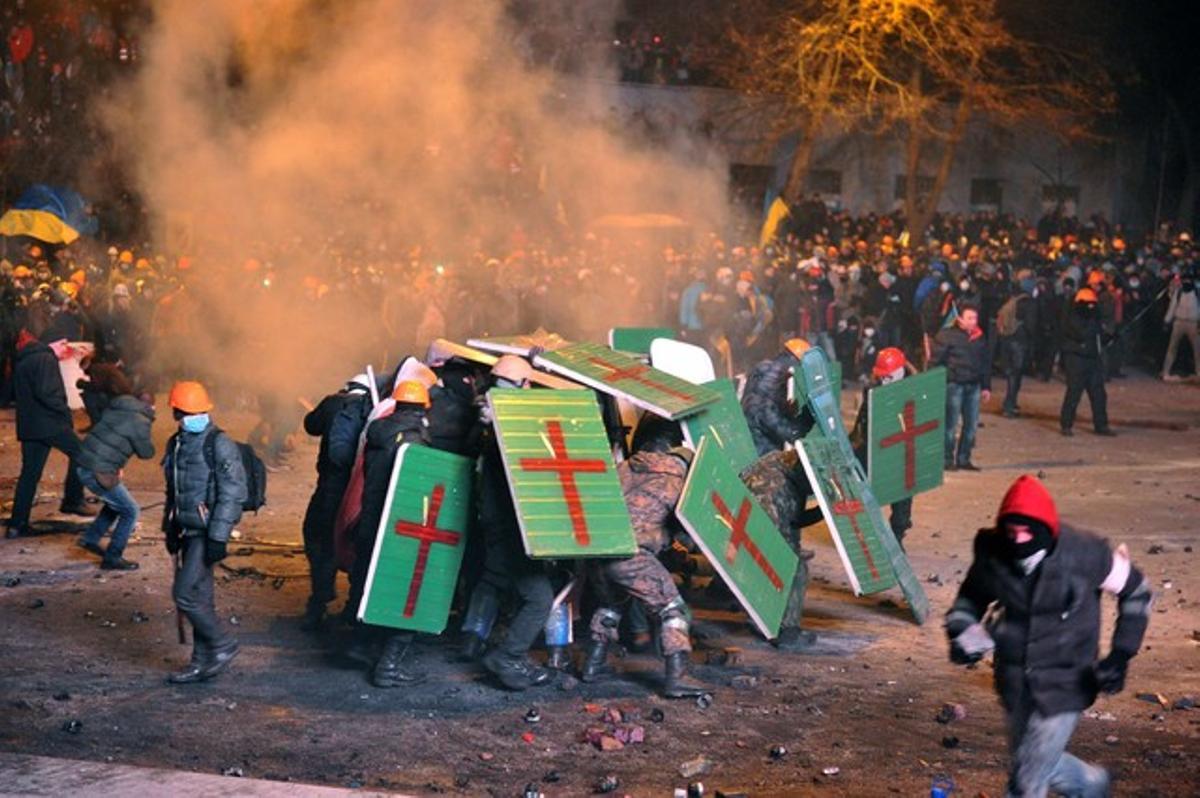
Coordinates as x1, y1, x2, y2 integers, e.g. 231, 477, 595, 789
202, 425, 222, 470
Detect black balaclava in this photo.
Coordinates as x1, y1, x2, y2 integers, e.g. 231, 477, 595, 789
999, 513, 1055, 561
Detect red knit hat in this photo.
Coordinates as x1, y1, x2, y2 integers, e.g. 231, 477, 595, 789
996, 475, 1059, 537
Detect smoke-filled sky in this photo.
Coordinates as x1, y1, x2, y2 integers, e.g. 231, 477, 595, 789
100, 0, 729, 401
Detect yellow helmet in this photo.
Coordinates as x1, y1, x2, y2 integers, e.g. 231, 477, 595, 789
392, 380, 431, 408
783, 338, 811, 359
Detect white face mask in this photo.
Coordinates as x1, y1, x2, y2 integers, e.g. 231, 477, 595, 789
863, 328, 876, 338
880, 367, 905, 384
959, 280, 970, 291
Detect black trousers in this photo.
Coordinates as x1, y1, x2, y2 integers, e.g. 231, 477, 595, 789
1060, 353, 1108, 432
301, 473, 348, 609
9, 430, 85, 530
474, 528, 553, 657
173, 534, 233, 658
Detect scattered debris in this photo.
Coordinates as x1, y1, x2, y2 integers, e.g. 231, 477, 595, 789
52, 691, 70, 701
1104, 735, 1119, 746
594, 774, 619, 794
822, 766, 841, 777
729, 675, 758, 690
521, 731, 535, 745
27, 598, 44, 609
705, 647, 742, 666
61, 720, 82, 734
936, 703, 968, 724
3, 576, 20, 588
542, 770, 561, 783
926, 573, 944, 585
131, 611, 149, 623
695, 693, 713, 710
1147, 544, 1165, 555
687, 783, 706, 798
678, 756, 712, 779
524, 707, 541, 723
478, 752, 493, 761
1162, 580, 1173, 590
942, 735, 960, 749
229, 615, 240, 626
649, 708, 665, 723
769, 745, 788, 760
99, 620, 116, 628
1084, 710, 1117, 721
523, 784, 544, 798
221, 766, 244, 777
1136, 693, 1170, 709
1172, 697, 1195, 711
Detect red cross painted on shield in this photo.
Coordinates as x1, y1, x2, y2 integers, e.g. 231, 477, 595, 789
586, 356, 697, 403
711, 492, 784, 591
393, 484, 461, 618
519, 420, 607, 546
879, 399, 940, 491
828, 474, 881, 581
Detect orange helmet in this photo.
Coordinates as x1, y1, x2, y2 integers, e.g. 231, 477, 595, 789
1074, 287, 1098, 303
70, 269, 87, 286
119, 250, 134, 264
392, 380, 431, 408
738, 269, 755, 283
169, 381, 214, 413
1111, 237, 1126, 251
783, 338, 811, 359
941, 243, 954, 257
873, 347, 907, 378
826, 246, 839, 258
1086, 270, 1105, 287
14, 265, 34, 278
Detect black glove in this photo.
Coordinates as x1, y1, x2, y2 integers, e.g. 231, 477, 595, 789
1093, 650, 1132, 695
163, 517, 180, 555
204, 539, 228, 565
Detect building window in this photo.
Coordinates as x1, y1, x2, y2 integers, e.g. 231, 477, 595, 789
808, 169, 842, 196
970, 178, 1003, 209
728, 164, 774, 210
894, 174, 936, 201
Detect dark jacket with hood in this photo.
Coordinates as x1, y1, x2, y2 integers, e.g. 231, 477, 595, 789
742, 352, 815, 455
163, 425, 248, 541
617, 450, 688, 553
930, 322, 992, 389
1059, 300, 1103, 359
13, 339, 74, 442
740, 449, 822, 545
78, 394, 155, 474
356, 405, 430, 543
945, 477, 1151, 716
305, 389, 371, 477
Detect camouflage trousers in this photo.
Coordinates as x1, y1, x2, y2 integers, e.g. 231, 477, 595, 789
589, 550, 691, 656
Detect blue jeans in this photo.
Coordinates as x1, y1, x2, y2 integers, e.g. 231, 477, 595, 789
945, 382, 981, 466
1006, 707, 1110, 797
77, 467, 140, 562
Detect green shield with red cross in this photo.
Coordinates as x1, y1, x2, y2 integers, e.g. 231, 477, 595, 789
868, 367, 946, 505
797, 436, 929, 624
489, 388, 636, 559
608, 327, 675, 356
675, 437, 799, 639
534, 342, 719, 420
680, 378, 758, 475
357, 445, 474, 633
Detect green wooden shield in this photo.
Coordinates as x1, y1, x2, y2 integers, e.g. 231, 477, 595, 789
534, 342, 719, 420
868, 368, 947, 505
676, 437, 799, 638
358, 445, 474, 633
791, 358, 841, 409
680, 378, 758, 474
797, 437, 929, 624
608, 327, 675, 355
489, 388, 636, 559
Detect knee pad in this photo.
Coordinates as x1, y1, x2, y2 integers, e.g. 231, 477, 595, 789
658, 597, 691, 633
593, 607, 622, 630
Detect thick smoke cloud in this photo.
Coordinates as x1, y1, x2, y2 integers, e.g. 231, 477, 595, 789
100, 0, 728, 403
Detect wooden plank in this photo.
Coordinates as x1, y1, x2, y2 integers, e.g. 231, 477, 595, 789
489, 389, 636, 559
535, 342, 719, 421
680, 378, 759, 474
358, 445, 473, 633
427, 338, 580, 390
868, 367, 946, 505
676, 437, 799, 638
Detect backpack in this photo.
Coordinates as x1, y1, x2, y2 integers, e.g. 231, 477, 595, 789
202, 426, 268, 513
995, 295, 1023, 338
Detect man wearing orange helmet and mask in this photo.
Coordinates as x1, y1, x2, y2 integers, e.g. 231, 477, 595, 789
1058, 288, 1114, 437
162, 381, 248, 684
849, 347, 915, 546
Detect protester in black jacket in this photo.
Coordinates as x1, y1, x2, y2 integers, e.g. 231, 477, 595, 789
298, 373, 373, 631
1058, 289, 1114, 437
930, 305, 991, 470
996, 281, 1038, 418
6, 333, 91, 538
945, 475, 1150, 797
76, 387, 155, 570
345, 380, 432, 688
741, 340, 816, 456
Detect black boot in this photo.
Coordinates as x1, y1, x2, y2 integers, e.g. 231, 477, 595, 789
662, 651, 707, 699
579, 640, 612, 683
168, 640, 214, 684
457, 630, 486, 662
372, 636, 426, 687
773, 627, 818, 652
482, 650, 552, 691
546, 645, 571, 672
199, 641, 240, 680
299, 601, 325, 633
